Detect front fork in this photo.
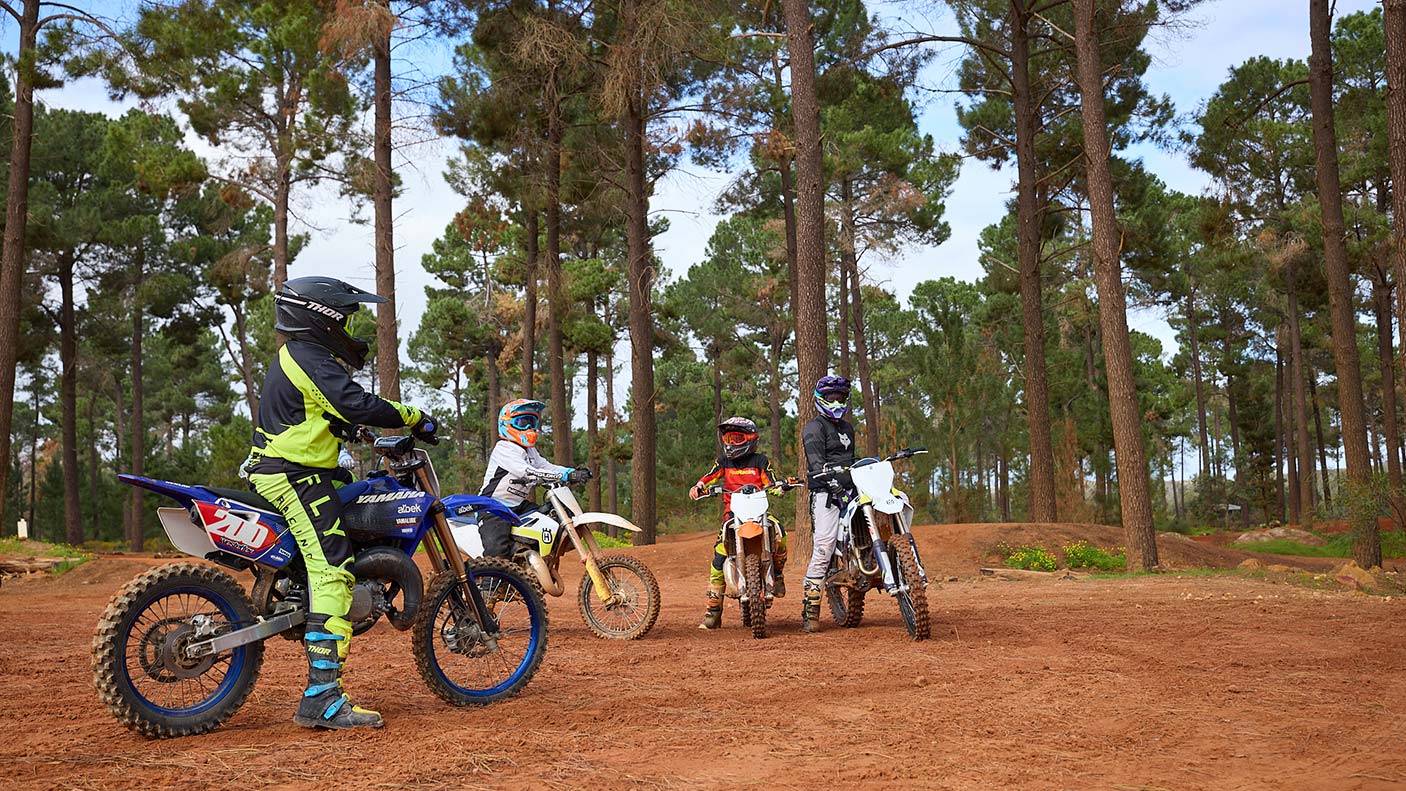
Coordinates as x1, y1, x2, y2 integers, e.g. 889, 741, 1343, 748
419, 468, 499, 638
863, 505, 901, 594
553, 498, 617, 604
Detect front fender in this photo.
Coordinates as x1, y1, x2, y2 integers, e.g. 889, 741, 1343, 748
572, 512, 641, 533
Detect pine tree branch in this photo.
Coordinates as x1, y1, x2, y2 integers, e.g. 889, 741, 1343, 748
1225, 79, 1310, 130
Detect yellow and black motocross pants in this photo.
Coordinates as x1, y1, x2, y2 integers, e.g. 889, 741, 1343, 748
249, 459, 356, 651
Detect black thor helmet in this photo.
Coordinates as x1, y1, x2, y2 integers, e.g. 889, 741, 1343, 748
273, 276, 386, 369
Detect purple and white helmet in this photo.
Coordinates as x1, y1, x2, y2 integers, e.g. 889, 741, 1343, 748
813, 375, 851, 420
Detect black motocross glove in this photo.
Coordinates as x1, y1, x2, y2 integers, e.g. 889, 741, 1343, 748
411, 413, 439, 444
567, 468, 593, 484
825, 478, 843, 494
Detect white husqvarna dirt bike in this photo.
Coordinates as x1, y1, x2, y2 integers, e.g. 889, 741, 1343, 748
449, 470, 662, 640
814, 447, 931, 640
695, 478, 802, 639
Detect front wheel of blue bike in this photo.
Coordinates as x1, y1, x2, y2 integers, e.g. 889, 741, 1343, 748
413, 559, 548, 706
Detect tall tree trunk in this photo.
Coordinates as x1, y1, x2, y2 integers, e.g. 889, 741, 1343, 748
1310, 376, 1333, 508
273, 156, 291, 288
373, 7, 401, 403
28, 380, 39, 531
838, 180, 854, 381
1385, 0, 1406, 530
484, 348, 501, 447
522, 209, 538, 399
849, 253, 879, 457
0, 1, 40, 525
1274, 345, 1287, 521
1309, 0, 1378, 567
769, 325, 784, 468
624, 84, 657, 543
1073, 0, 1157, 570
59, 252, 82, 546
1184, 288, 1211, 479
128, 248, 147, 553
605, 321, 619, 523
1373, 277, 1404, 526
1287, 264, 1316, 516
999, 444, 1011, 520
1010, 2, 1057, 522
232, 306, 259, 423
782, 0, 829, 546
587, 348, 601, 511
87, 393, 99, 536
546, 95, 570, 464
772, 50, 799, 325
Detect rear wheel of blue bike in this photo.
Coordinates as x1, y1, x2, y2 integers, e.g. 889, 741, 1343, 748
413, 558, 548, 706
92, 562, 264, 738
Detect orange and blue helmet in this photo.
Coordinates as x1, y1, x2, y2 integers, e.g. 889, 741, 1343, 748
499, 399, 545, 447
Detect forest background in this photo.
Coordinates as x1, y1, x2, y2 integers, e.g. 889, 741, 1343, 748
3, 0, 1403, 573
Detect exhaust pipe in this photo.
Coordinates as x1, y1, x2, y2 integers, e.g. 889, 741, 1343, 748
524, 550, 563, 596
353, 547, 424, 630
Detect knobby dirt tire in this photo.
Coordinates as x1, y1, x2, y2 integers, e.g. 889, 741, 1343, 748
92, 562, 264, 738
891, 538, 930, 641
744, 553, 767, 639
577, 554, 662, 640
413, 559, 548, 707
825, 558, 865, 627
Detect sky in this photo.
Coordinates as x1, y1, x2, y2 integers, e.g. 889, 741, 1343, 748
2, 0, 1384, 391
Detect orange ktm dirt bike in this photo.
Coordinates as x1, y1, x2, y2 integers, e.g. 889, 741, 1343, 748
449, 469, 663, 640
694, 478, 803, 639
814, 447, 932, 641
93, 430, 548, 738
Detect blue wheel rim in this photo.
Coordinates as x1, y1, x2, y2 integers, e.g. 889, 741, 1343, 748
429, 570, 543, 698
119, 584, 247, 718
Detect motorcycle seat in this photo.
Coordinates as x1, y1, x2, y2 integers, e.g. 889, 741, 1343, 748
202, 486, 279, 513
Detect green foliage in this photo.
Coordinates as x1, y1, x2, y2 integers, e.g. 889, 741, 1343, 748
998, 543, 1058, 572
591, 531, 633, 549
1061, 541, 1126, 572
1241, 532, 1406, 560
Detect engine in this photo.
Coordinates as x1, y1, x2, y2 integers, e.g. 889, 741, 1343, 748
347, 547, 423, 631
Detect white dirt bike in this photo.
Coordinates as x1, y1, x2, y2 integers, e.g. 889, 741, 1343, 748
814, 447, 931, 640
449, 470, 662, 640
695, 478, 803, 639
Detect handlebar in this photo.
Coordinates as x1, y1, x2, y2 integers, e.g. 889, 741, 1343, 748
812, 447, 927, 479
696, 477, 803, 499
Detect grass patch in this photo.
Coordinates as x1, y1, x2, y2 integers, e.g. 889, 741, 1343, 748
1240, 531, 1406, 559
0, 537, 88, 559
0, 537, 91, 575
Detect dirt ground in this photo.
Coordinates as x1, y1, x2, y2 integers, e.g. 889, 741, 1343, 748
3, 524, 1404, 791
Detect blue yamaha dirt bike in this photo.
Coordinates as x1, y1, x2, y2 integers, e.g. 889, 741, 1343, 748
92, 432, 548, 738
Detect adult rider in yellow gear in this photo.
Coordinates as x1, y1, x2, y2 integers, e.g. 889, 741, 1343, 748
244, 276, 437, 730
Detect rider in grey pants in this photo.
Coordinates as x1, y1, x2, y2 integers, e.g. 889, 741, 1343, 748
801, 375, 857, 633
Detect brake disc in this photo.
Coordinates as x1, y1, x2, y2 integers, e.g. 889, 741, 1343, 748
159, 623, 217, 680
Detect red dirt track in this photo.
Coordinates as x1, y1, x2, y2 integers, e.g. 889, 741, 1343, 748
3, 524, 1405, 790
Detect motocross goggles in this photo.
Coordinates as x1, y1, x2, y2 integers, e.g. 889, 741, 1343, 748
721, 431, 757, 446
509, 414, 540, 431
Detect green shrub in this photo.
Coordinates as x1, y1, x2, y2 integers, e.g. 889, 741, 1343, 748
592, 531, 634, 549
1062, 540, 1126, 571
1003, 544, 1057, 572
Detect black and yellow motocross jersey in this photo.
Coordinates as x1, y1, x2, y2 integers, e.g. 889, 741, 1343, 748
251, 340, 420, 469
